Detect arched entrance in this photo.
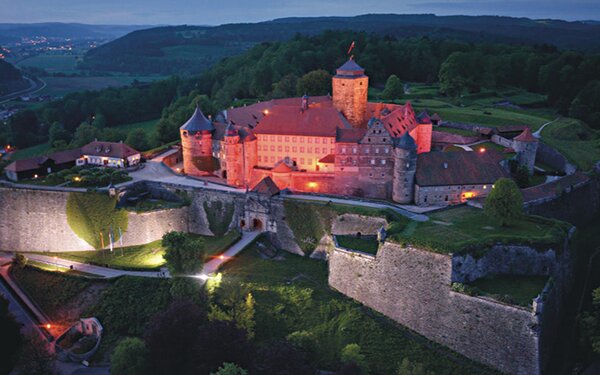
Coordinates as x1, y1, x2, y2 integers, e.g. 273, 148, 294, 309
240, 219, 246, 228
252, 218, 263, 231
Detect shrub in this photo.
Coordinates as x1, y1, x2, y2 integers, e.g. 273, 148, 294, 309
66, 192, 128, 249
110, 337, 149, 375
484, 178, 523, 227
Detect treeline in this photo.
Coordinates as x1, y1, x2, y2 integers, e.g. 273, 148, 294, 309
4, 31, 600, 151
0, 59, 27, 96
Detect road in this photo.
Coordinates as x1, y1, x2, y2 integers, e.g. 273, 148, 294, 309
0, 75, 47, 104
533, 117, 560, 138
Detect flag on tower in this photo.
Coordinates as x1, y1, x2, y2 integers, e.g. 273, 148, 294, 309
347, 41, 355, 55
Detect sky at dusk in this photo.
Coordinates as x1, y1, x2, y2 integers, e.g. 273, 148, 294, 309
0, 0, 598, 25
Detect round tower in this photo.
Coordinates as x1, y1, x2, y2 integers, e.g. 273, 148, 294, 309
332, 58, 368, 129
180, 105, 214, 176
392, 132, 418, 204
512, 128, 538, 175
224, 122, 243, 186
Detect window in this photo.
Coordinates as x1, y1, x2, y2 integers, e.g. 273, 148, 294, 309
315, 147, 320, 154
300, 158, 305, 164
365, 147, 370, 154
299, 137, 305, 143
331, 148, 335, 154
258, 156, 262, 162
375, 148, 380, 154
270, 145, 275, 151
315, 138, 320, 144
307, 147, 312, 153
277, 136, 282, 142
300, 147, 305, 153
270, 136, 275, 141
307, 158, 312, 165
285, 136, 290, 142
371, 159, 375, 165
292, 137, 297, 143
342, 147, 347, 154
307, 138, 312, 143
270, 156, 275, 162
384, 148, 389, 154
285, 146, 290, 152
381, 159, 386, 165
292, 147, 297, 152
278, 146, 282, 152
352, 147, 357, 154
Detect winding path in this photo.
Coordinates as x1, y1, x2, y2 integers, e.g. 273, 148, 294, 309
533, 117, 560, 138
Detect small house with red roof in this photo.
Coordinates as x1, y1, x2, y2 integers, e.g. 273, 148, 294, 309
76, 141, 141, 168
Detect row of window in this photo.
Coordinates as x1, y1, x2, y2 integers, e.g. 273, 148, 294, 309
259, 135, 334, 144
259, 145, 334, 154
340, 158, 388, 166
258, 155, 315, 166
340, 147, 390, 154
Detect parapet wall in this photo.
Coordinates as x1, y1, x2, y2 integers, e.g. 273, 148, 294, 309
328, 241, 571, 375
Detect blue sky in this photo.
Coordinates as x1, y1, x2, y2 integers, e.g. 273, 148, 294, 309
0, 0, 598, 25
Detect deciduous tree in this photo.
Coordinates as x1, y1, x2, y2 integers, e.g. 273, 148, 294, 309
484, 178, 523, 227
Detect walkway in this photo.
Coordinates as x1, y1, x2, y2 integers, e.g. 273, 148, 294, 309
0, 252, 165, 279
533, 117, 560, 138
284, 194, 429, 222
0, 76, 46, 104
122, 160, 244, 194
201, 231, 261, 275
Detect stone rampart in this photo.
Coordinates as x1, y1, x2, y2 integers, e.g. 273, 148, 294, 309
331, 214, 387, 236
328, 240, 572, 375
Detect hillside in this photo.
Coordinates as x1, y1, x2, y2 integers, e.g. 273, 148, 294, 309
0, 23, 154, 44
80, 14, 600, 75
0, 58, 28, 96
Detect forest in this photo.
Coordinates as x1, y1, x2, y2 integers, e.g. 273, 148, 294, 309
3, 31, 600, 153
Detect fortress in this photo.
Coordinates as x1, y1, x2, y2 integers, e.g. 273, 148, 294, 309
180, 58, 534, 205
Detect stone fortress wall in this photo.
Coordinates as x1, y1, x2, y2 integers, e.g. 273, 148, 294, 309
328, 232, 573, 375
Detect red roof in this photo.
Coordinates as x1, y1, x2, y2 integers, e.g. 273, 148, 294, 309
251, 177, 280, 196
272, 162, 293, 173
416, 150, 509, 186
318, 154, 335, 164
521, 172, 589, 203
81, 141, 140, 159
49, 148, 82, 164
254, 105, 351, 137
5, 157, 47, 172
513, 128, 537, 142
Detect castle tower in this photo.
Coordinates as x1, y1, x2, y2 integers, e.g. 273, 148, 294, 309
332, 58, 368, 128
180, 105, 214, 176
512, 128, 538, 175
392, 132, 418, 204
224, 122, 243, 187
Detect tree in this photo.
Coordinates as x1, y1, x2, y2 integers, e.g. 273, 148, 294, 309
17, 333, 58, 375
145, 300, 206, 375
48, 122, 70, 146
397, 358, 435, 375
71, 122, 99, 147
381, 74, 403, 100
169, 277, 204, 304
111, 337, 149, 375
581, 287, 600, 355
211, 363, 248, 375
255, 340, 315, 375
484, 178, 523, 227
513, 165, 531, 188
296, 69, 331, 96
162, 231, 205, 275
208, 281, 256, 339
0, 296, 21, 375
340, 343, 369, 374
125, 128, 149, 151
12, 252, 28, 269
272, 74, 298, 98
195, 320, 256, 374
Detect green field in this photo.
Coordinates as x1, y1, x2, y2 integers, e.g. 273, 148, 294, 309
8, 142, 51, 160
44, 231, 241, 271
218, 240, 494, 374
540, 118, 600, 171
115, 118, 160, 139
336, 235, 380, 255
470, 275, 548, 306
36, 76, 163, 97
389, 206, 570, 255
15, 54, 82, 74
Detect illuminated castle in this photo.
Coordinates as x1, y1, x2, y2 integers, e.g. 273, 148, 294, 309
180, 58, 511, 205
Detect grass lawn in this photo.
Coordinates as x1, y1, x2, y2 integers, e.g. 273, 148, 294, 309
540, 118, 600, 171
336, 235, 379, 255
470, 275, 548, 307
435, 126, 479, 137
218, 240, 494, 374
7, 142, 51, 161
389, 206, 570, 255
16, 54, 83, 74
44, 231, 241, 270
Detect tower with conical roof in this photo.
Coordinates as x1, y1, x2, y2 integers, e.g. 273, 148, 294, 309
512, 128, 538, 175
392, 132, 418, 203
332, 58, 368, 129
180, 105, 214, 176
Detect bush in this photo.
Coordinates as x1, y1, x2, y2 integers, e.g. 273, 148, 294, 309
484, 178, 523, 227
111, 337, 149, 375
66, 192, 128, 249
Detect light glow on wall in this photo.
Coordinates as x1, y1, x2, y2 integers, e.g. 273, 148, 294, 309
307, 182, 318, 189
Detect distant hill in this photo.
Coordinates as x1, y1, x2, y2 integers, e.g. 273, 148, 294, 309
80, 14, 600, 75
0, 23, 155, 44
0, 58, 28, 96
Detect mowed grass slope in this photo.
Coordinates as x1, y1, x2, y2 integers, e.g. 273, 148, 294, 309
45, 231, 241, 270
389, 206, 570, 254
